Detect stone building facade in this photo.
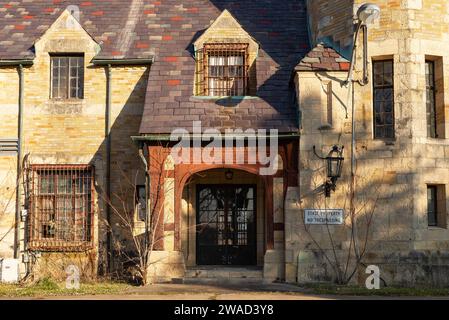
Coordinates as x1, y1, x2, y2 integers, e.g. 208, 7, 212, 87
294, 0, 449, 286
0, 0, 448, 287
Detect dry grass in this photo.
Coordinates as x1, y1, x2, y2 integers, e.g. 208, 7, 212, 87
0, 278, 131, 297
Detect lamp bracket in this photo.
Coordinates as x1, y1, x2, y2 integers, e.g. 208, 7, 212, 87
312, 145, 327, 160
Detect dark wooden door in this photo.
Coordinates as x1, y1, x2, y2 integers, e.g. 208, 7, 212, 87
196, 184, 257, 266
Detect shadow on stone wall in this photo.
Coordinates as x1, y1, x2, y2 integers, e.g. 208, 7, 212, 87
296, 87, 449, 288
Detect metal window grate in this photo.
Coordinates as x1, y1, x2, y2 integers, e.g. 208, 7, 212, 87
28, 164, 94, 251
196, 43, 249, 97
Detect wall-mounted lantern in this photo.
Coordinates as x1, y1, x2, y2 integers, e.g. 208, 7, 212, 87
313, 145, 344, 197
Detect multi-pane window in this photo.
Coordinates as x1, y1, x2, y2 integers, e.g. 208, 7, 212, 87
427, 184, 447, 228
426, 61, 437, 138
29, 165, 93, 250
373, 60, 394, 139
196, 43, 249, 96
51, 55, 84, 99
427, 185, 438, 227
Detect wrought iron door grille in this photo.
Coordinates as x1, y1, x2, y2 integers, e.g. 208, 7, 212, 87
195, 43, 250, 97
196, 184, 256, 266
28, 164, 94, 251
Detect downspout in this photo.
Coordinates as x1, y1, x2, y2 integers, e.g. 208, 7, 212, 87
93, 57, 153, 274
13, 64, 24, 259
138, 146, 149, 264
105, 64, 112, 272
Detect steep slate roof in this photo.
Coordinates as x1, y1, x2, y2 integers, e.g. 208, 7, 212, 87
140, 0, 309, 134
0, 0, 154, 59
295, 43, 350, 71
0, 0, 310, 133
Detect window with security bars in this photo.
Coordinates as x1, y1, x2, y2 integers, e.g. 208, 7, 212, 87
373, 60, 394, 140
29, 165, 93, 251
51, 55, 84, 99
196, 43, 249, 96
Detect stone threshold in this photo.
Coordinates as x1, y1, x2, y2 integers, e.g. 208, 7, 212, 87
177, 266, 264, 285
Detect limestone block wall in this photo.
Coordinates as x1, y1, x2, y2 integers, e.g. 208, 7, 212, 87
0, 66, 20, 259
293, 0, 449, 286
0, 11, 149, 280
306, 0, 355, 59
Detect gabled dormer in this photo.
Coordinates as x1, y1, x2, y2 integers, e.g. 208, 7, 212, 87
33, 10, 100, 101
193, 10, 259, 97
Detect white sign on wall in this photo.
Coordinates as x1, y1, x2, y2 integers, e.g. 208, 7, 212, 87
304, 209, 344, 225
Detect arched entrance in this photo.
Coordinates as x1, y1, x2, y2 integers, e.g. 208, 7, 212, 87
181, 168, 266, 267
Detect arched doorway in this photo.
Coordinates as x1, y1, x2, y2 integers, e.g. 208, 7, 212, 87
181, 168, 266, 267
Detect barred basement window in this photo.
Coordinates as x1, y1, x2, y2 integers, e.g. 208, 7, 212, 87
29, 165, 94, 251
373, 60, 394, 140
50, 55, 84, 99
196, 43, 249, 96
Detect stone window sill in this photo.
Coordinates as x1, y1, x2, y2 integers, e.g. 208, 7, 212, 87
318, 124, 333, 131
49, 99, 85, 104
427, 226, 447, 231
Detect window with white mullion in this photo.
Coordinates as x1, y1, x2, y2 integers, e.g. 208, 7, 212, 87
51, 55, 84, 99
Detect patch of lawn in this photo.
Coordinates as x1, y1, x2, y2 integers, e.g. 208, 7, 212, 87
299, 283, 449, 297
0, 278, 131, 297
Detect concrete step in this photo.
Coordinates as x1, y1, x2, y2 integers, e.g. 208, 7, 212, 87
179, 267, 265, 285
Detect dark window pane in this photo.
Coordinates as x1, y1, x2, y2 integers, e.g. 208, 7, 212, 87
427, 186, 437, 226
375, 114, 382, 125
385, 126, 394, 139
383, 73, 393, 86
384, 61, 392, 73
373, 60, 394, 139
376, 127, 385, 138
425, 61, 437, 138
383, 88, 392, 100
375, 89, 383, 101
